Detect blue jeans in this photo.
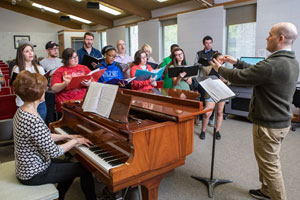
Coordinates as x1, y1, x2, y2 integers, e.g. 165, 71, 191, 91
37, 101, 47, 122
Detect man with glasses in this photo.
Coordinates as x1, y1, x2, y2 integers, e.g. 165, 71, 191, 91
115, 40, 133, 78
40, 41, 63, 125
40, 41, 63, 74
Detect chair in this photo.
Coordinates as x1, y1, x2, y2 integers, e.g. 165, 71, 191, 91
0, 95, 17, 120
0, 119, 13, 146
291, 87, 300, 131
0, 161, 59, 200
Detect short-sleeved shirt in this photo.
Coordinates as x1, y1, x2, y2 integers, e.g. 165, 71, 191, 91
12, 65, 45, 107
39, 57, 63, 74
13, 108, 64, 180
51, 64, 91, 112
77, 47, 102, 64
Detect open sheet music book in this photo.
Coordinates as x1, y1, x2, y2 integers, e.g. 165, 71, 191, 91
199, 78, 236, 103
135, 66, 165, 81
82, 82, 118, 118
106, 77, 136, 85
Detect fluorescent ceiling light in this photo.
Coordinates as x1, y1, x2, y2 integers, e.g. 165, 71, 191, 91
75, 0, 82, 1
157, 0, 168, 2
99, 3, 121, 15
32, 3, 60, 14
69, 15, 92, 24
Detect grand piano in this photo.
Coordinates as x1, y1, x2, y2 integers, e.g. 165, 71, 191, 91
49, 88, 207, 200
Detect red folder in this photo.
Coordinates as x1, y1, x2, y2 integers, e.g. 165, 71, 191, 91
66, 68, 106, 90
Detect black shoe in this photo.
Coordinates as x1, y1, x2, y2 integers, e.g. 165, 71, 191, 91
215, 131, 221, 140
199, 131, 205, 140
249, 189, 270, 200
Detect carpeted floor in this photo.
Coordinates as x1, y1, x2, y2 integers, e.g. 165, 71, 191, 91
1, 116, 300, 200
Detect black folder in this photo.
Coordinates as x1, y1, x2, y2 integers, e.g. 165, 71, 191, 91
147, 62, 159, 69
168, 65, 199, 78
81, 54, 102, 70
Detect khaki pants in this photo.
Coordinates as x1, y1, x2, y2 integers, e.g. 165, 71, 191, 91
253, 124, 290, 200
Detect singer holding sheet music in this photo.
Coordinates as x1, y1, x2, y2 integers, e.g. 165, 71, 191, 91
51, 48, 92, 117
96, 46, 124, 85
169, 48, 192, 90
77, 32, 102, 68
130, 50, 157, 90
200, 53, 228, 140
212, 22, 298, 200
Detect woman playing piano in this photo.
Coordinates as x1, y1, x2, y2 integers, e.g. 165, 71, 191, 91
130, 50, 157, 90
12, 70, 98, 200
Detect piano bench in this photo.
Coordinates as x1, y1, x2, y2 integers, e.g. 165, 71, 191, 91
0, 161, 59, 200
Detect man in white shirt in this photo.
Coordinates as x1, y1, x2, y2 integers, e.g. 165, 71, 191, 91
115, 40, 133, 79
40, 41, 63, 125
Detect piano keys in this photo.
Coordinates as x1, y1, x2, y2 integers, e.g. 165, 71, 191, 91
49, 88, 208, 200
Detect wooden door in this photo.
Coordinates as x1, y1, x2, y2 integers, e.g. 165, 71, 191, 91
58, 34, 64, 58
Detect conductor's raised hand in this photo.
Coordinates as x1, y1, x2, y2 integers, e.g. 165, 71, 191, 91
223, 55, 238, 65
211, 58, 222, 72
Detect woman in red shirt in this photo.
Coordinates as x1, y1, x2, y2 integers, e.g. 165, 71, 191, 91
130, 50, 157, 90
51, 48, 92, 117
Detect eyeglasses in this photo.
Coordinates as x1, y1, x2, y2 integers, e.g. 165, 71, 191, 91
175, 53, 183, 57
70, 55, 78, 60
49, 48, 58, 51
117, 43, 126, 46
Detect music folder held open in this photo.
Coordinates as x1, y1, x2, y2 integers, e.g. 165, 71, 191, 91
66, 68, 106, 90
82, 54, 102, 70
168, 65, 199, 78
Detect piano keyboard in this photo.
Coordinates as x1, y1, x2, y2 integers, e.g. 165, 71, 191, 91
54, 126, 125, 173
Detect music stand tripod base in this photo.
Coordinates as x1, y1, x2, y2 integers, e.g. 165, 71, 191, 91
192, 127, 232, 198
191, 176, 232, 198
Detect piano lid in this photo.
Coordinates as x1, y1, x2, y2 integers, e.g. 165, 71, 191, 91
120, 88, 204, 122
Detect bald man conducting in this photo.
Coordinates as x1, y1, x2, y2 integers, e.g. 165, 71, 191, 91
212, 22, 298, 200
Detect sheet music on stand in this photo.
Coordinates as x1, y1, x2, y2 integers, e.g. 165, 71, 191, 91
199, 77, 236, 103
82, 82, 118, 118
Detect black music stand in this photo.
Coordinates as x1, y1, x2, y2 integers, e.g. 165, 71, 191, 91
191, 127, 232, 198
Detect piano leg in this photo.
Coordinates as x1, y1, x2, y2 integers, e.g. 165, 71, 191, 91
140, 173, 166, 200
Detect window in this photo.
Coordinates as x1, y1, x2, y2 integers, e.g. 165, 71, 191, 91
71, 37, 83, 51
226, 4, 257, 65
161, 19, 177, 58
127, 25, 138, 58
227, 22, 256, 59
99, 31, 107, 50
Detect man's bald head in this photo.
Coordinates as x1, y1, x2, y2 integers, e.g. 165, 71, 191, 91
274, 22, 298, 45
